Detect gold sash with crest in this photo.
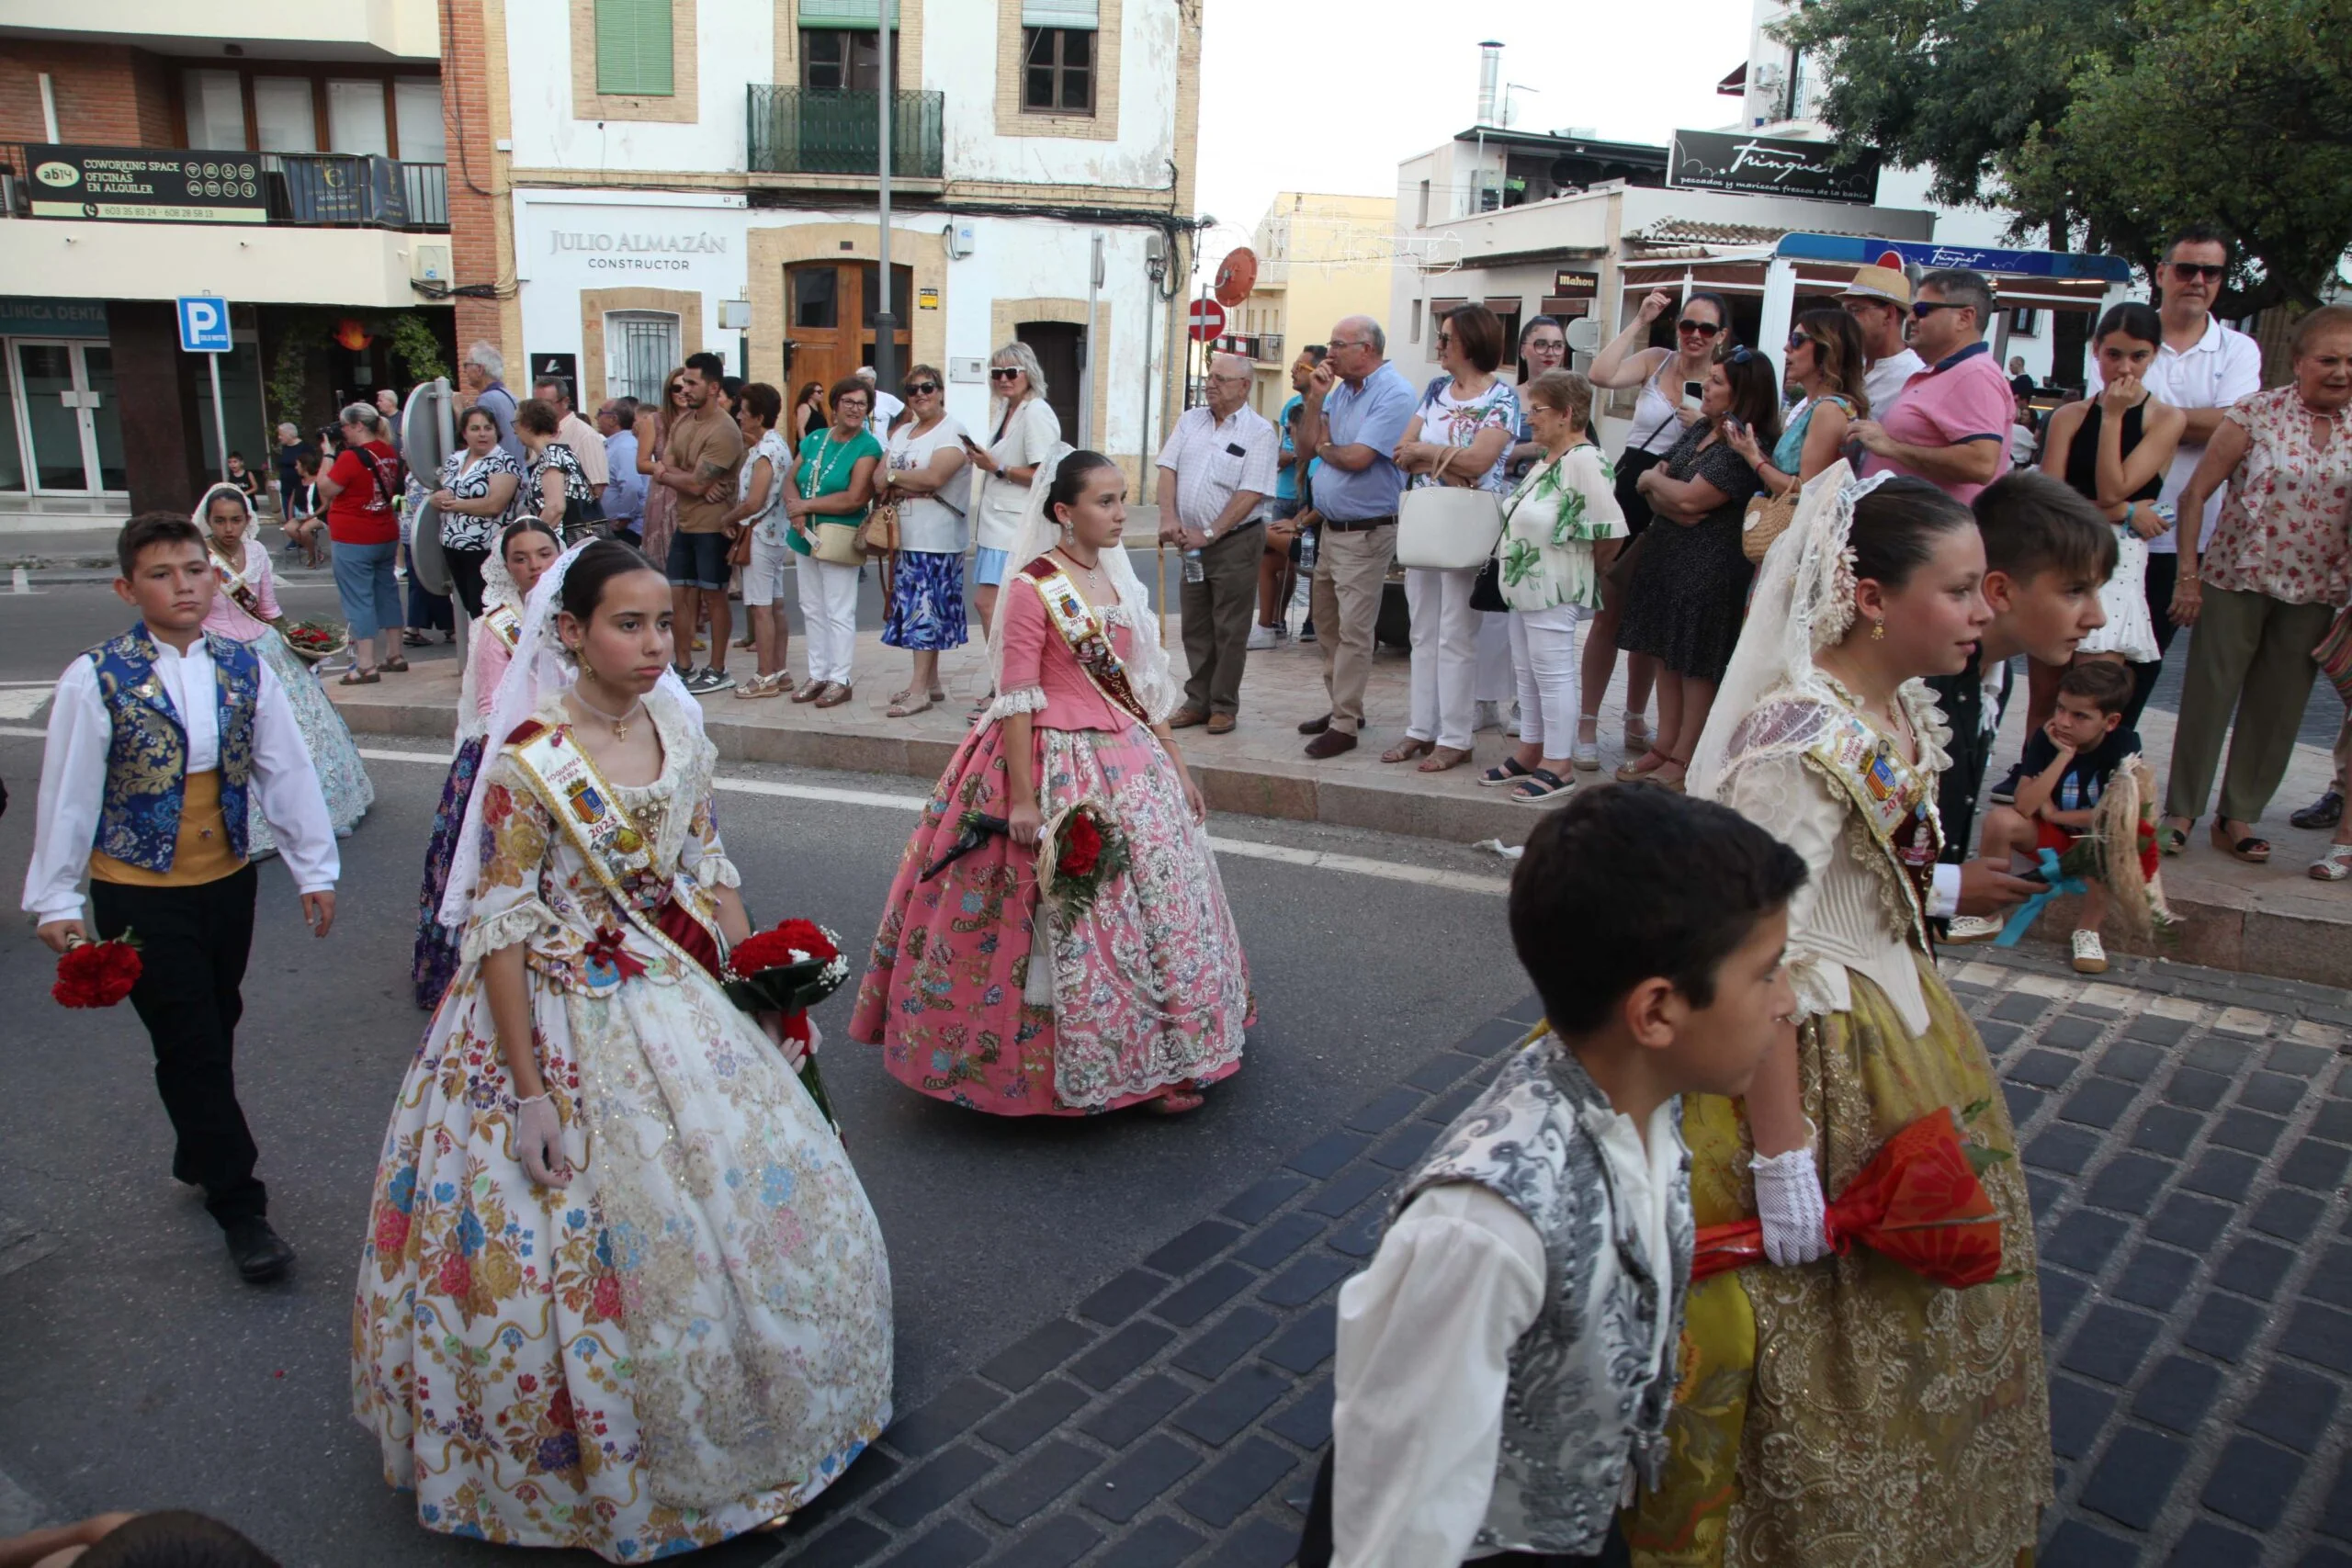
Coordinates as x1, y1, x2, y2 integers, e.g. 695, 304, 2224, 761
1803, 703, 1943, 947
209, 547, 268, 623
479, 599, 524, 650
1020, 558, 1151, 726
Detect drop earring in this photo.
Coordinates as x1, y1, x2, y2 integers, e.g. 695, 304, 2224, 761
1871, 617, 1886, 640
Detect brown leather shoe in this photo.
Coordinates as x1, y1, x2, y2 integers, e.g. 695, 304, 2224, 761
1304, 728, 1357, 760
1205, 713, 1236, 735
1168, 706, 1208, 729
1298, 712, 1332, 736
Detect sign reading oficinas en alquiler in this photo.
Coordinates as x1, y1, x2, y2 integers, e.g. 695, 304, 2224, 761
1667, 130, 1880, 206
26, 146, 268, 223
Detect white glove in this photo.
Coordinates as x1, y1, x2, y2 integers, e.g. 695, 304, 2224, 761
1751, 1145, 1830, 1266
515, 1093, 571, 1189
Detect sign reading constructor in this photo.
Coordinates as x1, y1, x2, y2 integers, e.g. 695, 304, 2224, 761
28, 145, 268, 224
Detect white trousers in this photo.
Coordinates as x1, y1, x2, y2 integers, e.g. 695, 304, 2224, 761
1405, 565, 1482, 750
1510, 604, 1583, 754
797, 556, 860, 684
1476, 609, 1514, 703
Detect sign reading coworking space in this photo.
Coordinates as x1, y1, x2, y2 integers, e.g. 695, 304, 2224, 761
26, 145, 267, 224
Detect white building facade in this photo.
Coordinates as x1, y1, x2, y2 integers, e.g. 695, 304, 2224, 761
483, 0, 1201, 490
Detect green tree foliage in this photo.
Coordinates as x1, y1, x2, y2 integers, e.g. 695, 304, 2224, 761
1778, 0, 2352, 304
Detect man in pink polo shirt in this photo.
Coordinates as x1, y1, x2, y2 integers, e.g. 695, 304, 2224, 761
1852, 267, 2016, 504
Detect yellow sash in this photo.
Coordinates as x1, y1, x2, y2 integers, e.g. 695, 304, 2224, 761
1021, 558, 1151, 727
208, 547, 268, 624
480, 600, 524, 650
1804, 705, 1942, 947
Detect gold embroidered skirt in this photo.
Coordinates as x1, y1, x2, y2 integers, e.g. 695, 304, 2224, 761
1628, 951, 2049, 1568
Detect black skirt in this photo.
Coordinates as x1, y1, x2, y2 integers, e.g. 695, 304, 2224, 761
1613, 426, 1761, 682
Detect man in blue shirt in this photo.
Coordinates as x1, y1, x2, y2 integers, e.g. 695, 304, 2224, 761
460, 342, 524, 464
1294, 316, 1414, 758
597, 397, 648, 545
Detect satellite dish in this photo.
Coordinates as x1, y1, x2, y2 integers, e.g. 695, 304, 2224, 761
1213, 247, 1258, 308
401, 378, 455, 596
1565, 317, 1603, 355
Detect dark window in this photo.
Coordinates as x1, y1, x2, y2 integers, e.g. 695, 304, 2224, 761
800, 28, 898, 91
793, 265, 838, 329
1022, 27, 1093, 115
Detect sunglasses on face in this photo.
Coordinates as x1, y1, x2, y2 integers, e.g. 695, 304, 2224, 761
1722, 345, 1760, 367
989, 367, 1022, 380
2168, 262, 2227, 283
904, 381, 940, 395
1785, 333, 1820, 355
1678, 319, 1723, 338
1912, 300, 1971, 319
1435, 333, 1453, 348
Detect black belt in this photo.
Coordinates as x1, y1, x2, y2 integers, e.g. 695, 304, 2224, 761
1321, 514, 1396, 533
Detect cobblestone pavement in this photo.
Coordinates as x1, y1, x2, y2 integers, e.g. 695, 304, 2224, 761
756, 945, 2352, 1568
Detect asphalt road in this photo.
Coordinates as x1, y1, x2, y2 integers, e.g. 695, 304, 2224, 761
0, 581, 1522, 1565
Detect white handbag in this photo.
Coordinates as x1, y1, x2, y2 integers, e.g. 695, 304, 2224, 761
1395, 447, 1504, 572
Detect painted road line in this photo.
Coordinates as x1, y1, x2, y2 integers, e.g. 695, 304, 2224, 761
351, 744, 1507, 896
0, 692, 51, 721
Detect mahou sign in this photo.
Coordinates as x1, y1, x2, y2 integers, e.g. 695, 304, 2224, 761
1668, 130, 1880, 206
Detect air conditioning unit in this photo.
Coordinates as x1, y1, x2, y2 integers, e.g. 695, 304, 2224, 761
410, 241, 451, 286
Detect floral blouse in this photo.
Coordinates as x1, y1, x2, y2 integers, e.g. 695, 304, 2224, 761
1496, 446, 1626, 614
462, 695, 741, 993
1409, 377, 1521, 495
2203, 386, 2352, 605
436, 447, 523, 552
521, 441, 597, 526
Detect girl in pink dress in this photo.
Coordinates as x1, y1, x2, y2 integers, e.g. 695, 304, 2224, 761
850, 448, 1252, 1115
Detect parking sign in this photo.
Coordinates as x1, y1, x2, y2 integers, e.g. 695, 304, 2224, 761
176, 295, 232, 353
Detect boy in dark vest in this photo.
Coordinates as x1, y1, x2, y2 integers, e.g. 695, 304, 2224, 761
1300, 786, 1806, 1566
23, 513, 340, 1282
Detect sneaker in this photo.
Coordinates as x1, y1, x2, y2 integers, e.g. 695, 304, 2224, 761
1246, 624, 1282, 651
1944, 915, 2005, 943
1297, 621, 1317, 644
1988, 762, 2026, 807
701, 667, 735, 693
2291, 789, 2345, 830
2071, 929, 2109, 974
1475, 700, 1503, 733
1504, 704, 1523, 739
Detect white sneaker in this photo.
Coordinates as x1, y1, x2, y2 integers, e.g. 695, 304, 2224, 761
1944, 915, 2004, 944
1504, 704, 1523, 738
1246, 624, 1282, 651
1475, 700, 1503, 733
2071, 930, 2109, 974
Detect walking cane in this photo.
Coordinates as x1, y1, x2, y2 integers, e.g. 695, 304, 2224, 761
1156, 540, 1167, 644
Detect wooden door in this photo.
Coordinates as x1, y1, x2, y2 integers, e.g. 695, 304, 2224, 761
783, 261, 915, 407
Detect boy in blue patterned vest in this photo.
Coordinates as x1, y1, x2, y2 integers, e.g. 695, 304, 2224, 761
1301, 786, 1806, 1567
23, 513, 340, 1283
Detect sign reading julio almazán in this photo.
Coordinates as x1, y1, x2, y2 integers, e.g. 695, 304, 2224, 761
1668, 130, 1880, 206
26, 146, 268, 223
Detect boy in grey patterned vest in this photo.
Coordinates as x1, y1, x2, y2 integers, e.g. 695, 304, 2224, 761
1300, 786, 1806, 1567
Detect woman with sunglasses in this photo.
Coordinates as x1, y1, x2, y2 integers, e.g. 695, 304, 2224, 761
1613, 344, 1781, 791
880, 366, 972, 716
1580, 290, 1735, 770
634, 367, 690, 577
1724, 308, 1871, 496
966, 344, 1063, 671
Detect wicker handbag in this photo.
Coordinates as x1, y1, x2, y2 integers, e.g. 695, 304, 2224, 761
860, 500, 901, 557
1741, 488, 1799, 564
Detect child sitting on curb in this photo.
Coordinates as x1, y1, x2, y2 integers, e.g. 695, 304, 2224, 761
1974, 657, 2141, 973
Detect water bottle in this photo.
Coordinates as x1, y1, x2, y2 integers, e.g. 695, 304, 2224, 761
1182, 548, 1204, 584
1299, 525, 1318, 573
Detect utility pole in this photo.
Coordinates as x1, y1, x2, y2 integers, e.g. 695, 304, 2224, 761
873, 6, 898, 396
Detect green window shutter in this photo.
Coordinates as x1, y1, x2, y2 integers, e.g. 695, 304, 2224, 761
1022, 0, 1098, 28
595, 0, 674, 96
799, 0, 899, 27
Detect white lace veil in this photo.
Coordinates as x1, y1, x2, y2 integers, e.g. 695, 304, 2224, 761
980, 445, 1179, 727
435, 538, 700, 929
1689, 461, 1892, 800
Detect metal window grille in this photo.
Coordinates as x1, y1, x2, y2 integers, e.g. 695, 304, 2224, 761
606, 311, 681, 404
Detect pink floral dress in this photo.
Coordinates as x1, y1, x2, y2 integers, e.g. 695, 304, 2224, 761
849, 565, 1252, 1114
2203, 385, 2352, 605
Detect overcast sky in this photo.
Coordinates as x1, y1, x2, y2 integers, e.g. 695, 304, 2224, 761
1192, 0, 1757, 262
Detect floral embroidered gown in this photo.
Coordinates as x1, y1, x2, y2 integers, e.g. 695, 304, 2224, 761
353, 691, 893, 1561
849, 558, 1251, 1114
1628, 674, 2048, 1568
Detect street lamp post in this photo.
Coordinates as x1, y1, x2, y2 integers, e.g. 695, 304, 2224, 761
873, 6, 898, 396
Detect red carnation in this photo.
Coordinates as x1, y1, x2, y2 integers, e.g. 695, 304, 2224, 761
775, 918, 839, 964
1057, 814, 1103, 879
52, 935, 142, 1009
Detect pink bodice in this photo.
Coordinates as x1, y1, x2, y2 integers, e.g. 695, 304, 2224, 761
202, 543, 280, 642
999, 571, 1139, 732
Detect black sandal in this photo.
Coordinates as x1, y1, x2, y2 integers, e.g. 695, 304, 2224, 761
2211, 820, 2271, 863
1477, 757, 1535, 788
1510, 768, 1576, 807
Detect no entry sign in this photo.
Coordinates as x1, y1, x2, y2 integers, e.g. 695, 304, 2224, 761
1188, 299, 1226, 343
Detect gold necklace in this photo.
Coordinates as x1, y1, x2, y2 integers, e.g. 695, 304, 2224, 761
571, 681, 645, 740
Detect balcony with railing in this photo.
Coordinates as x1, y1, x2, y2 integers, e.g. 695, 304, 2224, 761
1217, 332, 1285, 366
746, 86, 944, 180
0, 146, 447, 231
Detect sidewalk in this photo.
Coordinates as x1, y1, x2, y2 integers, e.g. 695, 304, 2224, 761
324, 608, 2352, 987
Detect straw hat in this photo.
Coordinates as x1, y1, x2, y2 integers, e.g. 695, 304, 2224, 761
1838, 265, 1912, 307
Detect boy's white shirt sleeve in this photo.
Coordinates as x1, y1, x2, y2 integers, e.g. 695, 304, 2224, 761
1331, 1182, 1546, 1568
250, 659, 340, 894
22, 659, 110, 923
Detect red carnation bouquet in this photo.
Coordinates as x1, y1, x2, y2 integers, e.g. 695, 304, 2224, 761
279, 617, 349, 666
1037, 801, 1129, 919
723, 918, 849, 1125
1691, 1105, 2016, 1288
53, 930, 144, 1010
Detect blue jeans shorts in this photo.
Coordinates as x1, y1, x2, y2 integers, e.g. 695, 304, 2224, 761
666, 530, 732, 592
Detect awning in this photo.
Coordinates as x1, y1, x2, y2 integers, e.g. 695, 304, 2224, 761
1717, 62, 1747, 97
